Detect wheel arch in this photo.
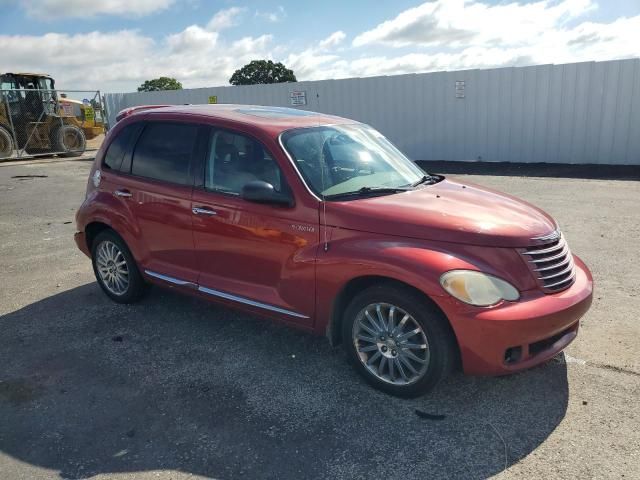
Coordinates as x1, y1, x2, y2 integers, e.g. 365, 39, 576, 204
78, 192, 146, 265
85, 221, 115, 251
326, 275, 461, 368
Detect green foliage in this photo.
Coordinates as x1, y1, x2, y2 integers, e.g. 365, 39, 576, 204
137, 77, 183, 92
229, 60, 297, 86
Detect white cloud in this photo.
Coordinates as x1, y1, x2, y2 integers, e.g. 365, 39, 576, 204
255, 5, 286, 23
166, 25, 218, 54
283, 31, 347, 79
231, 35, 274, 55
0, 30, 154, 70
353, 0, 596, 48
288, 0, 639, 82
1, 3, 268, 91
206, 6, 246, 30
1, 0, 638, 93
22, 0, 175, 18
0, 26, 272, 92
319, 31, 346, 49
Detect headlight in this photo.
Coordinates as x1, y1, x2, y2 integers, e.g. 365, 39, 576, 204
440, 270, 519, 306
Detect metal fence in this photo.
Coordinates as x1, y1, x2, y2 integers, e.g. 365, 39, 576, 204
0, 89, 106, 160
104, 58, 640, 165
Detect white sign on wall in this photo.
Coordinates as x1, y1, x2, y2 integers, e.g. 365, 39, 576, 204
290, 90, 307, 106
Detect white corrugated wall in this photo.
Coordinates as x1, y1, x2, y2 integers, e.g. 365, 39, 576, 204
104, 59, 640, 165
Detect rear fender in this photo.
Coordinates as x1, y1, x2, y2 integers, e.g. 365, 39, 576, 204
77, 189, 147, 263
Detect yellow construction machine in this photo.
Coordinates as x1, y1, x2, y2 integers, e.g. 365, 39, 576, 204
0, 72, 105, 158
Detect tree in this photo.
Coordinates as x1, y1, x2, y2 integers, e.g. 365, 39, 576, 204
229, 60, 297, 86
137, 77, 183, 92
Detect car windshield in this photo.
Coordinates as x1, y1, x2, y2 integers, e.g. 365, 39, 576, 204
281, 124, 426, 199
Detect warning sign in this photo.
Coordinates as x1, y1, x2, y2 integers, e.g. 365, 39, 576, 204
289, 91, 307, 106
61, 102, 74, 116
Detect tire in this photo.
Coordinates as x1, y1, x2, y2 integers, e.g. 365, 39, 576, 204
0, 125, 14, 159
91, 230, 147, 304
342, 283, 457, 397
52, 124, 86, 157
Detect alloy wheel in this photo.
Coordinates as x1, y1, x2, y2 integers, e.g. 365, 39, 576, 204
95, 240, 129, 295
352, 303, 430, 385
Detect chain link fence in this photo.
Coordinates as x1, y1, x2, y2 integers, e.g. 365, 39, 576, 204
0, 88, 106, 160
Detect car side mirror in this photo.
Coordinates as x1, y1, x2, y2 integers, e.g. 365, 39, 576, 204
241, 180, 294, 207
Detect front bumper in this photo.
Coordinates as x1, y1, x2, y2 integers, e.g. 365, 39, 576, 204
434, 255, 593, 376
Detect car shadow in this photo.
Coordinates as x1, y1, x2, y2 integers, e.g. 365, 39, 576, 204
0, 283, 569, 480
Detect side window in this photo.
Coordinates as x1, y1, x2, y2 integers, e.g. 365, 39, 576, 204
102, 124, 137, 171
205, 129, 283, 194
131, 122, 198, 185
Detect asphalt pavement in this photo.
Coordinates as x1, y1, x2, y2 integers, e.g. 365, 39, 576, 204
0, 158, 638, 479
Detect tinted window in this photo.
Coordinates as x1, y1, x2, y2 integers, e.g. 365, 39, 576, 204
103, 124, 137, 171
131, 123, 198, 185
205, 129, 283, 194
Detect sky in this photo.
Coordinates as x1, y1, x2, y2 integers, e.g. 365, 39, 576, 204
0, 0, 639, 93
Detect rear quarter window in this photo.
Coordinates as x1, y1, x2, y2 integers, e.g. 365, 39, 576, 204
131, 122, 198, 185
102, 124, 138, 171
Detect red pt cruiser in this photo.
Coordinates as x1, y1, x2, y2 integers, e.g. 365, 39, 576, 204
75, 105, 593, 397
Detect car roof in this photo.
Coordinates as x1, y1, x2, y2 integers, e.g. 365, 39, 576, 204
142, 104, 357, 134
4, 72, 52, 78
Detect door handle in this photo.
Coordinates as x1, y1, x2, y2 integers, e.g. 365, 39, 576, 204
192, 206, 217, 216
114, 189, 132, 198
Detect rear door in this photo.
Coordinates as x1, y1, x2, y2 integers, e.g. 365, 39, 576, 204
191, 126, 318, 323
113, 120, 202, 283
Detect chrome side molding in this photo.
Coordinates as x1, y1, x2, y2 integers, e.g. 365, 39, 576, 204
144, 270, 198, 289
198, 286, 309, 319
144, 269, 309, 319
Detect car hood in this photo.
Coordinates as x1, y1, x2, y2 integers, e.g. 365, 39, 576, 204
325, 178, 557, 247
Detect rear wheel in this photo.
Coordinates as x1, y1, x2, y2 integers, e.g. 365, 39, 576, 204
342, 284, 456, 397
0, 125, 14, 159
52, 124, 86, 157
91, 230, 147, 303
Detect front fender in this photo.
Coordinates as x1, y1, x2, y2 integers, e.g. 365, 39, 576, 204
314, 227, 536, 336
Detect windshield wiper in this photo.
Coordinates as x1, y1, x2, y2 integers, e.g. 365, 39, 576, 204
323, 186, 412, 200
411, 175, 438, 187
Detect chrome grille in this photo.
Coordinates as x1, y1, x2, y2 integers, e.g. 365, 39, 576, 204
521, 232, 576, 292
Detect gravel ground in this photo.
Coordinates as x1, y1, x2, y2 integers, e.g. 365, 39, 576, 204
0, 158, 638, 480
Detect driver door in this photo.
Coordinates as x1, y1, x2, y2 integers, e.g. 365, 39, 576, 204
191, 126, 318, 324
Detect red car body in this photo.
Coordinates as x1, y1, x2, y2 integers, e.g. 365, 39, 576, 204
75, 105, 593, 376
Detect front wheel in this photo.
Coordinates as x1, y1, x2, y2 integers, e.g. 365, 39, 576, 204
342, 284, 457, 397
91, 230, 147, 303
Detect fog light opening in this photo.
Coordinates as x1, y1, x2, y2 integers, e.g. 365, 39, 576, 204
504, 346, 522, 364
